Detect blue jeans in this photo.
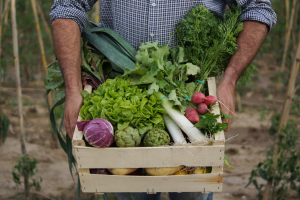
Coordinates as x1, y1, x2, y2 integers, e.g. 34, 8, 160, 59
115, 192, 213, 200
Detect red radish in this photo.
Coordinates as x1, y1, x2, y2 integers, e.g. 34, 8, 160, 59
197, 103, 212, 115
191, 92, 207, 105
185, 107, 200, 124
204, 95, 217, 106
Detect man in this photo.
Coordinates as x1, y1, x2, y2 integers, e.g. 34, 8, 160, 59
50, 1, 276, 200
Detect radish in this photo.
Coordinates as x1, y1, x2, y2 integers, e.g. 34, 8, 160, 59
203, 95, 237, 117
197, 103, 212, 115
203, 95, 217, 106
191, 92, 207, 105
185, 107, 200, 124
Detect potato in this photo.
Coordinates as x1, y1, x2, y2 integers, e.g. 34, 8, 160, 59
146, 166, 184, 176
173, 169, 189, 175
108, 168, 138, 175
190, 167, 206, 174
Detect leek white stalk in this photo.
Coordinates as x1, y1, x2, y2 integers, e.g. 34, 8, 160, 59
156, 92, 206, 142
163, 114, 187, 144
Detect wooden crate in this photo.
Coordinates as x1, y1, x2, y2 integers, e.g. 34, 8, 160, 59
72, 77, 225, 194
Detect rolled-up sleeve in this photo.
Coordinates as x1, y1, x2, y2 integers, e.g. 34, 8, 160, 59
227, 0, 277, 30
50, 0, 98, 32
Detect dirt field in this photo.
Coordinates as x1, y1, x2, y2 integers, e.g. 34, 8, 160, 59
1, 65, 300, 200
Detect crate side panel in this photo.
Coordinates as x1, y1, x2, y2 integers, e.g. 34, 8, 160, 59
73, 84, 92, 141
80, 173, 223, 193
207, 77, 225, 144
75, 145, 224, 168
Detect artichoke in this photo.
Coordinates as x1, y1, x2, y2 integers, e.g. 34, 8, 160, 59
114, 126, 141, 147
143, 129, 170, 147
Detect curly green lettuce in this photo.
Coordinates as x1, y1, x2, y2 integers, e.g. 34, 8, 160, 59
79, 77, 167, 137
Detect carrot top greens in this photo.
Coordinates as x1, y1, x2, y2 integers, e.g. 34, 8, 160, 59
177, 5, 257, 90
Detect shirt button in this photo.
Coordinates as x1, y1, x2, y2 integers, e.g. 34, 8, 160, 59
151, 3, 156, 7
150, 33, 154, 37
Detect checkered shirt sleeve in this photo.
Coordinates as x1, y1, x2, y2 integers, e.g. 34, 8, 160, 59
50, 0, 98, 32
226, 0, 277, 30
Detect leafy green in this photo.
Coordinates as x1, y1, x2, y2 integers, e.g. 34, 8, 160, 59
44, 61, 65, 101
12, 154, 42, 192
194, 112, 228, 135
238, 64, 258, 86
0, 112, 9, 145
125, 41, 198, 113
177, 6, 254, 90
221, 111, 233, 120
224, 155, 234, 168
79, 77, 167, 137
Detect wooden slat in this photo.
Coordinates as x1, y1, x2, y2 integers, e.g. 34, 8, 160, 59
211, 166, 223, 173
79, 173, 223, 193
73, 117, 84, 141
207, 77, 225, 144
72, 84, 93, 141
74, 145, 224, 169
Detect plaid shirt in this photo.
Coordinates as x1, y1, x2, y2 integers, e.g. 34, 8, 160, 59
50, 0, 277, 50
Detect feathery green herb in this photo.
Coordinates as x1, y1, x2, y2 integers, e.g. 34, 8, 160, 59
177, 6, 253, 90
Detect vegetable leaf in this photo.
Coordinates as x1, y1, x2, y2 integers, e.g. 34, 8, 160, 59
224, 155, 234, 168
194, 112, 228, 135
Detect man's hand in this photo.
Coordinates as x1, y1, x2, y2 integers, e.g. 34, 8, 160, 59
64, 91, 83, 139
52, 19, 82, 139
217, 21, 268, 131
217, 75, 235, 132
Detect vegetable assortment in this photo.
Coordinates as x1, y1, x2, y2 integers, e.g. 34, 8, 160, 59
45, 5, 244, 177
79, 77, 166, 137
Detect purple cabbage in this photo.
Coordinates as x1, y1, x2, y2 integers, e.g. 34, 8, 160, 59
77, 118, 114, 148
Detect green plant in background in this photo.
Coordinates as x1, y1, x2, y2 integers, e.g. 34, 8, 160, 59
246, 114, 300, 200
290, 95, 300, 116
12, 154, 42, 197
258, 105, 270, 121
0, 111, 9, 145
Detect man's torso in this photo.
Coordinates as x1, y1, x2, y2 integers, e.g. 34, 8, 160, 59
100, 0, 228, 49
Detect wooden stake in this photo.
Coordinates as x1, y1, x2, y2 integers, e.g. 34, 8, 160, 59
280, 0, 297, 72
11, 1, 29, 199
36, 0, 52, 43
94, 1, 100, 24
263, 30, 300, 200
30, 0, 52, 109
1, 0, 9, 19
11, 0, 26, 155
285, 0, 290, 36
0, 0, 3, 62
292, 2, 299, 59
3, 0, 9, 32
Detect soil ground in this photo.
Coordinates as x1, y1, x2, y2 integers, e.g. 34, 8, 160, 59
1, 64, 300, 200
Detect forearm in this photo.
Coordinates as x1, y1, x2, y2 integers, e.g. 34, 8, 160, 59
223, 20, 268, 86
52, 18, 82, 95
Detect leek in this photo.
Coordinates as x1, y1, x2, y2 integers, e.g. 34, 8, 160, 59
156, 92, 206, 142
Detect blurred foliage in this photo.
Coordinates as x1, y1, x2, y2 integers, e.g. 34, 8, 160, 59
0, 111, 9, 145
1, 0, 56, 81
12, 154, 42, 192
0, 0, 99, 82
290, 94, 300, 116
258, 105, 271, 121
257, 0, 300, 87
257, 0, 300, 64
246, 115, 300, 200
